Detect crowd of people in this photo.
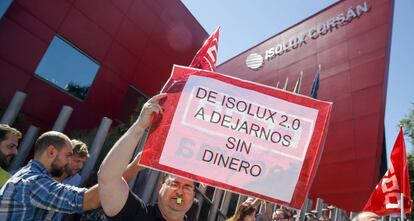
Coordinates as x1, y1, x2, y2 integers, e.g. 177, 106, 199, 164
0, 93, 381, 221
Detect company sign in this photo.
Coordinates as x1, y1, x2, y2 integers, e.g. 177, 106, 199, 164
246, 1, 369, 70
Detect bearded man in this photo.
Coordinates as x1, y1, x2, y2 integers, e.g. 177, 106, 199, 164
0, 131, 100, 220
0, 124, 21, 187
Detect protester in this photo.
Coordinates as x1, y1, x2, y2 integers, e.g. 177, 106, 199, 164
305, 213, 318, 221
226, 199, 258, 221
0, 131, 100, 220
98, 93, 198, 221
351, 211, 380, 221
81, 153, 147, 221
54, 139, 89, 186
272, 208, 295, 221
54, 139, 90, 221
0, 124, 22, 187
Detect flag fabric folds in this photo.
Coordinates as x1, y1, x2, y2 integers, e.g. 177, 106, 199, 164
189, 27, 220, 72
310, 67, 320, 99
363, 127, 412, 216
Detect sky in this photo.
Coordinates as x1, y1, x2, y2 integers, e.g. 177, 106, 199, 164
181, 0, 414, 161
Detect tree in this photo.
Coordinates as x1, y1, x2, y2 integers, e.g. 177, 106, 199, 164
400, 103, 414, 146
400, 104, 414, 219
65, 82, 90, 100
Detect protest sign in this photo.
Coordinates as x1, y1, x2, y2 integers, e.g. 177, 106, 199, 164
140, 65, 332, 208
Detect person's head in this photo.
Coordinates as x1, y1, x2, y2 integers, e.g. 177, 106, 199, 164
0, 124, 22, 168
34, 131, 73, 177
352, 211, 380, 221
63, 139, 89, 177
157, 174, 196, 219
228, 201, 257, 221
272, 208, 293, 221
305, 213, 317, 221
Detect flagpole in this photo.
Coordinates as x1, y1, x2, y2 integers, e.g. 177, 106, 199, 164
283, 77, 289, 90
399, 125, 404, 221
401, 193, 404, 221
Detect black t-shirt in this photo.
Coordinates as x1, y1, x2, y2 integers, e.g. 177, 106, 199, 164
106, 190, 166, 221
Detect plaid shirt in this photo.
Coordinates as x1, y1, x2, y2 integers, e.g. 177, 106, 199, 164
0, 160, 86, 221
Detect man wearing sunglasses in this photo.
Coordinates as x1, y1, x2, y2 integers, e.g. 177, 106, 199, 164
98, 94, 196, 221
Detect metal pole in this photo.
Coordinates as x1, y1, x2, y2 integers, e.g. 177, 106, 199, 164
80, 117, 112, 184
315, 198, 324, 219
400, 193, 404, 221
52, 105, 73, 132
207, 188, 224, 221
300, 198, 313, 221
219, 191, 232, 220
236, 195, 248, 208
330, 208, 338, 221
144, 171, 162, 203
8, 125, 39, 171
1, 91, 26, 125
196, 184, 208, 219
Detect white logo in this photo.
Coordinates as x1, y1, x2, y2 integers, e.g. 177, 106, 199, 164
246, 53, 264, 70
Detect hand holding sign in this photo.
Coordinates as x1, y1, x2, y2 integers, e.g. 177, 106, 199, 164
136, 93, 166, 130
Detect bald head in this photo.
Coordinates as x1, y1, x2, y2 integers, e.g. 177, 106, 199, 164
352, 211, 380, 221
34, 131, 71, 158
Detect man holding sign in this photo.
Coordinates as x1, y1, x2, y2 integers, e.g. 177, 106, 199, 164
98, 94, 196, 221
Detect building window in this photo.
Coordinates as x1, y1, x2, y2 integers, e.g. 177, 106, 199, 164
35, 35, 100, 100
0, 0, 13, 19
117, 86, 148, 124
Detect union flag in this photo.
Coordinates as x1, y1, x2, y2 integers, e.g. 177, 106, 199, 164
363, 127, 412, 215
189, 27, 220, 72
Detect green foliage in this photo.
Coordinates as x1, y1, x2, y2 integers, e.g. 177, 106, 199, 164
65, 82, 90, 100
400, 104, 414, 219
407, 152, 414, 219
400, 103, 414, 146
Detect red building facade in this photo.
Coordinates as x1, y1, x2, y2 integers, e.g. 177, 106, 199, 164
0, 0, 207, 130
217, 0, 393, 211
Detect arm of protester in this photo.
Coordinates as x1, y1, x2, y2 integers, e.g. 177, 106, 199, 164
122, 151, 144, 182
263, 201, 273, 221
84, 153, 143, 211
30, 175, 99, 213
98, 93, 166, 216
82, 184, 100, 211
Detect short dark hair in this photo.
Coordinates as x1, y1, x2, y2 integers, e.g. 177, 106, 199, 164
162, 173, 197, 188
34, 131, 70, 157
0, 124, 22, 142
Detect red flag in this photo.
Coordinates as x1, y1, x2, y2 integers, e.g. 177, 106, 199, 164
189, 27, 220, 72
363, 127, 412, 215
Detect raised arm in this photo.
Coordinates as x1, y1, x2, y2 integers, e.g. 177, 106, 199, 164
122, 152, 144, 183
262, 201, 273, 221
97, 94, 166, 216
